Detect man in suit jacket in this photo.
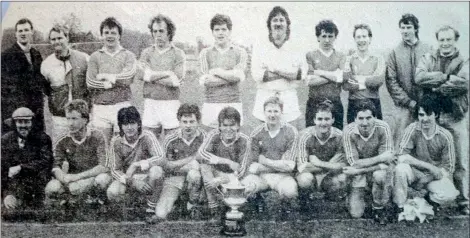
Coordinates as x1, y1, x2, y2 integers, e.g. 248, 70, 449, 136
1, 18, 50, 134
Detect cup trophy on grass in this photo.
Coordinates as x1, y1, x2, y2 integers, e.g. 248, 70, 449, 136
220, 174, 247, 236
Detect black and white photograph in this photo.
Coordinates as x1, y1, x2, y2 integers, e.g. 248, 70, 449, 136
1, 2, 469, 237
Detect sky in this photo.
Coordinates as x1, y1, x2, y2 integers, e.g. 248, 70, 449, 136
2, 2, 469, 57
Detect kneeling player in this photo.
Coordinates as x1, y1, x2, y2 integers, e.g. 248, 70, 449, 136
242, 97, 299, 218
393, 96, 459, 218
106, 106, 165, 213
342, 99, 394, 224
296, 101, 347, 210
45, 99, 112, 206
149, 104, 206, 222
198, 107, 250, 219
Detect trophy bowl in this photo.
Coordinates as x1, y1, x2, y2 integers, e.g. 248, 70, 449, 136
220, 182, 247, 236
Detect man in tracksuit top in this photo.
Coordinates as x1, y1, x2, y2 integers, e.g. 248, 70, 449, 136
86, 17, 137, 143
139, 14, 186, 140
385, 13, 432, 148
415, 25, 469, 215
41, 25, 90, 144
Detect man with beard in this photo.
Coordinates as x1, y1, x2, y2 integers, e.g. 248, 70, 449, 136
86, 17, 137, 143
393, 96, 459, 219
41, 25, 90, 143
139, 14, 186, 140
305, 19, 346, 130
198, 107, 250, 219
106, 106, 165, 218
342, 99, 394, 225
385, 14, 432, 148
147, 104, 206, 223
242, 97, 298, 220
2, 18, 49, 134
343, 24, 385, 123
296, 101, 347, 212
199, 14, 247, 128
44, 100, 111, 206
415, 25, 469, 215
251, 6, 308, 128
2, 107, 53, 211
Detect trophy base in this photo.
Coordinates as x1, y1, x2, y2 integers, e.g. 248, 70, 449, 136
220, 218, 246, 237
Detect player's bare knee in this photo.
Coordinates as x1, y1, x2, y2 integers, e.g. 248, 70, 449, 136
148, 166, 164, 180
45, 179, 64, 197
372, 170, 386, 184
248, 163, 261, 175
279, 181, 298, 199
395, 163, 411, 175
107, 182, 125, 202
296, 172, 314, 189
94, 173, 112, 189
187, 170, 201, 184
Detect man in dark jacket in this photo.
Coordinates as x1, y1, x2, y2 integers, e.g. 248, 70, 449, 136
1, 18, 50, 135
1, 107, 53, 210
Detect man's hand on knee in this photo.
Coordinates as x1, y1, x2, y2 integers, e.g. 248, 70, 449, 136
134, 180, 152, 193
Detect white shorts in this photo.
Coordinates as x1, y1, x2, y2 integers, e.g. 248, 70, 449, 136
252, 88, 300, 122
201, 102, 243, 128
142, 99, 180, 129
91, 101, 132, 130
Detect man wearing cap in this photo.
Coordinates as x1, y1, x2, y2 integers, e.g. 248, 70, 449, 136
1, 18, 49, 134
1, 107, 53, 211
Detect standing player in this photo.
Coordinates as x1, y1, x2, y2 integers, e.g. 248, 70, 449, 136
41, 25, 90, 143
296, 101, 347, 210
106, 107, 165, 215
149, 104, 206, 222
199, 14, 248, 128
2, 107, 53, 211
139, 14, 186, 139
343, 24, 385, 123
86, 17, 137, 143
44, 100, 111, 205
251, 6, 308, 128
2, 18, 49, 134
305, 19, 346, 129
342, 99, 394, 224
242, 97, 298, 219
198, 107, 250, 219
415, 25, 469, 214
385, 13, 432, 148
393, 96, 459, 218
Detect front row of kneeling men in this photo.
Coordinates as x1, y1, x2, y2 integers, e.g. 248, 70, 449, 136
2, 95, 459, 224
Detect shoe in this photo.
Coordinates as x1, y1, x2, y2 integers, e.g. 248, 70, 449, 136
459, 205, 470, 216
145, 214, 164, 224
389, 205, 404, 223
189, 205, 204, 220
373, 208, 388, 225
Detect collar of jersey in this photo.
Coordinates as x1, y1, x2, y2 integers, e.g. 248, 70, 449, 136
351, 52, 372, 63
152, 43, 174, 54
353, 122, 377, 141
99, 45, 125, 57
122, 133, 145, 148
68, 128, 92, 145
263, 122, 286, 138
221, 132, 240, 147
415, 122, 438, 140
318, 48, 335, 58
313, 127, 334, 145
212, 43, 234, 54
177, 128, 201, 146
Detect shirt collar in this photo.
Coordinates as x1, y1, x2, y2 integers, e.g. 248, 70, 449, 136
17, 42, 31, 52
352, 51, 372, 63
177, 128, 202, 146
319, 48, 335, 58
68, 128, 91, 145
99, 45, 125, 57
212, 43, 234, 53
403, 38, 419, 47
122, 133, 145, 148
152, 43, 174, 54
352, 121, 377, 141
221, 132, 240, 147
415, 122, 438, 140
313, 127, 335, 145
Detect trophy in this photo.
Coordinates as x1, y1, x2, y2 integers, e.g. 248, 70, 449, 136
220, 176, 247, 236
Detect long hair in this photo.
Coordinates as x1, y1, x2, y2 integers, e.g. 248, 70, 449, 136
117, 106, 142, 137
267, 6, 291, 43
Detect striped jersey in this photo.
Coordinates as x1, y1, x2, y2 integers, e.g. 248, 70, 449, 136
109, 130, 163, 181
343, 119, 393, 166
199, 44, 247, 103
306, 49, 346, 100
53, 128, 108, 174
86, 47, 137, 105
398, 122, 455, 174
139, 44, 186, 100
297, 126, 344, 165
343, 53, 385, 99
198, 129, 250, 177
163, 128, 206, 176
250, 123, 298, 164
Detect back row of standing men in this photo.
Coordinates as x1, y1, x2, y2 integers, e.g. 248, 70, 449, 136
1, 6, 468, 221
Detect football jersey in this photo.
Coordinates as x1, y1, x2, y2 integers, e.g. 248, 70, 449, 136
297, 126, 344, 165
250, 123, 298, 162
164, 128, 206, 175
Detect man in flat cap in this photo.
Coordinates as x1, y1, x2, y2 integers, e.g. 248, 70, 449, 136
1, 107, 53, 211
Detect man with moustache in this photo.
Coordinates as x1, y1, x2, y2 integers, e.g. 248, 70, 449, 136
87, 17, 137, 143
139, 14, 186, 139
385, 14, 432, 148
305, 19, 346, 130
296, 101, 348, 212
415, 25, 469, 215
198, 107, 250, 219
342, 99, 394, 225
2, 18, 49, 134
2, 107, 53, 211
242, 97, 299, 220
41, 25, 90, 143
199, 14, 248, 128
343, 24, 385, 123
251, 6, 308, 128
